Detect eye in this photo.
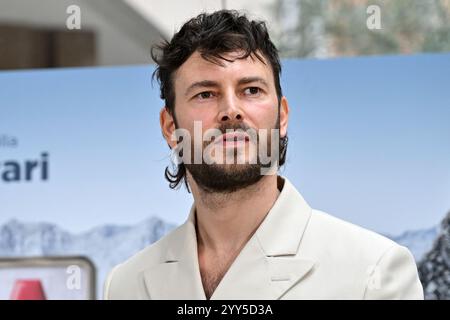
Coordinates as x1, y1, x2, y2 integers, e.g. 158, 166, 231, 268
195, 91, 215, 100
244, 87, 262, 96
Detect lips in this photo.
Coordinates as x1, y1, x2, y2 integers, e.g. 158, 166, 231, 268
210, 132, 250, 147
220, 132, 250, 143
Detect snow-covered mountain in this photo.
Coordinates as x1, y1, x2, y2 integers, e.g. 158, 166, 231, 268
0, 217, 176, 299
418, 211, 450, 300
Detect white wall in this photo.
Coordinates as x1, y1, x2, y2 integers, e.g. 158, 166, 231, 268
126, 0, 278, 38
0, 0, 164, 66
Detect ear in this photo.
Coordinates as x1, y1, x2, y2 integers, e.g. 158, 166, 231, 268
160, 107, 177, 149
279, 96, 290, 138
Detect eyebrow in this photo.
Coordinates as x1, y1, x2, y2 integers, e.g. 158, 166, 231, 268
238, 76, 269, 87
184, 76, 269, 97
184, 80, 219, 97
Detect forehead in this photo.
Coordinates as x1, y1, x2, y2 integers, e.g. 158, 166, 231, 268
174, 50, 275, 90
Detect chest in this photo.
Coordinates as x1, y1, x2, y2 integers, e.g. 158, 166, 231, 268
198, 250, 239, 299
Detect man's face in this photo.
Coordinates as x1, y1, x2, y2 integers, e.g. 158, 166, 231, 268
160, 50, 289, 193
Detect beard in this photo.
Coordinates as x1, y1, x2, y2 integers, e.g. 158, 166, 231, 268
186, 159, 264, 194
184, 118, 280, 194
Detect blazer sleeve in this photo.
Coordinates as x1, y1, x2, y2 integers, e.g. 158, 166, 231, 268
363, 245, 424, 300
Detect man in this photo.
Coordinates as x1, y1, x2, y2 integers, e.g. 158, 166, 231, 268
104, 10, 423, 300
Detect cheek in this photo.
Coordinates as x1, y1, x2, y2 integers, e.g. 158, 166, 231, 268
245, 99, 279, 128
176, 106, 215, 130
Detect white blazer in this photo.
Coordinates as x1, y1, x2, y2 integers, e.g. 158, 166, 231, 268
104, 176, 424, 299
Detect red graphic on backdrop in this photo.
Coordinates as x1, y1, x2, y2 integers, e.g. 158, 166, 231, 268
10, 279, 47, 300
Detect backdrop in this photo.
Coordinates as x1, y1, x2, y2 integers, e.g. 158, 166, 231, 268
1, 53, 449, 299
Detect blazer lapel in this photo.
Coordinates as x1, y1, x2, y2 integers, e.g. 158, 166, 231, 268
142, 205, 206, 299
209, 236, 315, 300
142, 176, 316, 300
211, 176, 316, 299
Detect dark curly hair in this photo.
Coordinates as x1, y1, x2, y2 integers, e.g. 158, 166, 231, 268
151, 10, 288, 191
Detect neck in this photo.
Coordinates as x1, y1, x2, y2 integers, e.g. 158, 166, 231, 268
189, 173, 281, 255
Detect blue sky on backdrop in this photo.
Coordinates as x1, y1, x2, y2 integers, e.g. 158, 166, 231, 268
0, 53, 449, 235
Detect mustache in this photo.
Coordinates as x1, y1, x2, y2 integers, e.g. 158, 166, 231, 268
215, 122, 253, 135
200, 122, 256, 148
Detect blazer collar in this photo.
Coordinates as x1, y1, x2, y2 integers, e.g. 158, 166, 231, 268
256, 176, 312, 256
143, 176, 315, 299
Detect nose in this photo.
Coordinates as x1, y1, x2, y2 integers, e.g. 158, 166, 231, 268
217, 94, 244, 123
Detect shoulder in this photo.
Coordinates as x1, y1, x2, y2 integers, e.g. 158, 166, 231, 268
103, 223, 184, 299
305, 208, 410, 266
307, 209, 397, 255
301, 209, 423, 299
